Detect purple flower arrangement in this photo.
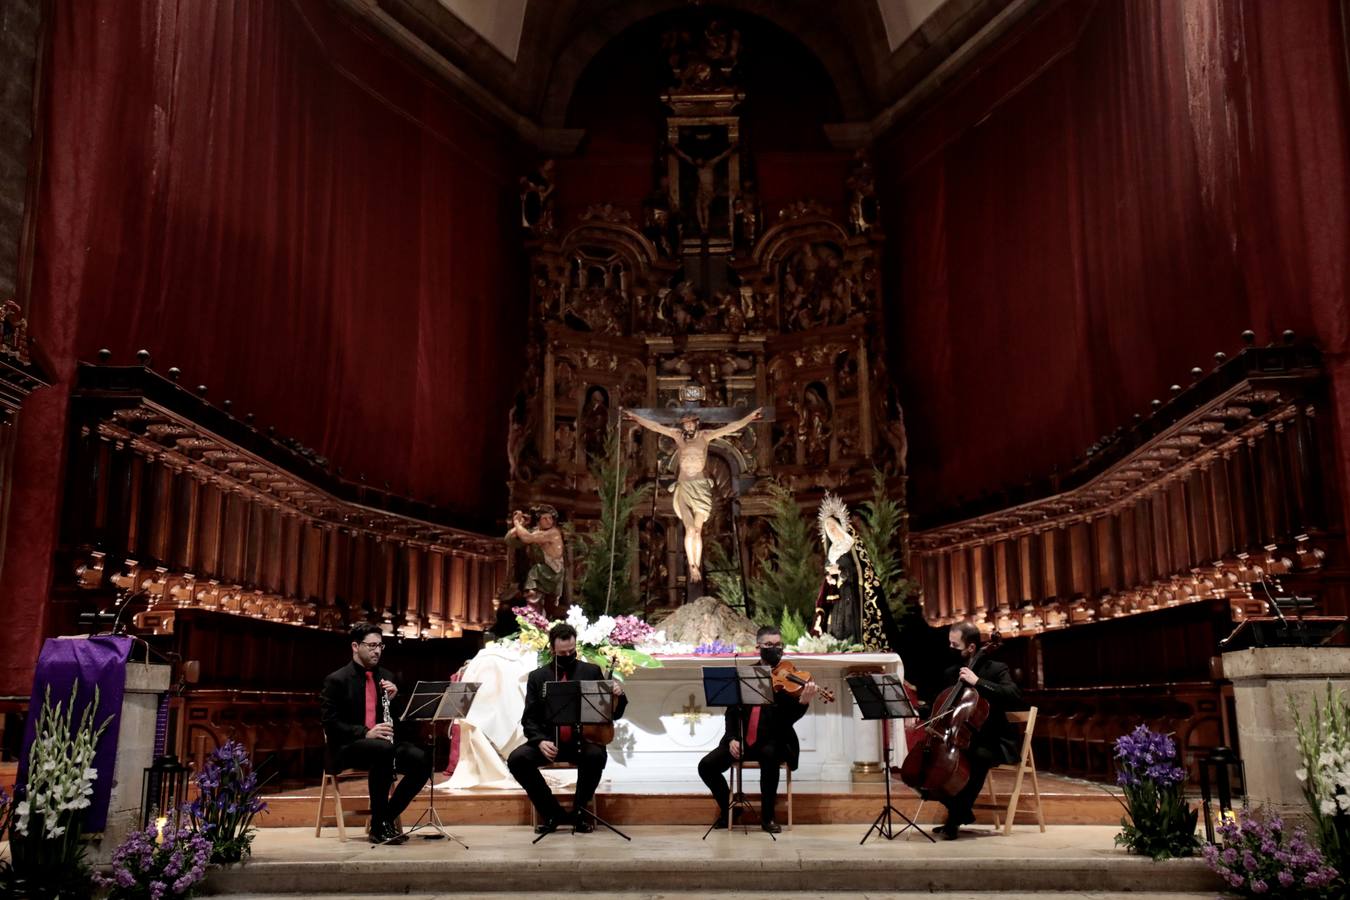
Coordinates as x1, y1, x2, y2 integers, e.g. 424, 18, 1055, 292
1111, 725, 1199, 859
1114, 724, 1187, 789
512, 606, 550, 631
1203, 808, 1340, 896
608, 615, 655, 647
693, 640, 738, 655
98, 812, 212, 900
188, 741, 267, 864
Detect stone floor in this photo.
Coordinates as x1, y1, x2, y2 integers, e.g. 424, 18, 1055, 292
200, 825, 1223, 895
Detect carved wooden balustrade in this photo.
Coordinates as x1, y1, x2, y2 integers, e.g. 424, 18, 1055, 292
61, 361, 505, 638
910, 340, 1340, 632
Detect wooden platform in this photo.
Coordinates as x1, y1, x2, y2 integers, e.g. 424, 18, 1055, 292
268, 770, 1125, 828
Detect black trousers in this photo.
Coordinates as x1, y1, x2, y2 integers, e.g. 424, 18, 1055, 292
698, 740, 788, 821
336, 738, 432, 826
939, 746, 995, 826
507, 740, 608, 820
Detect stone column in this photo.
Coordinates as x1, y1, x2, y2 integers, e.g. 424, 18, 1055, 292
89, 661, 172, 861
1224, 647, 1350, 821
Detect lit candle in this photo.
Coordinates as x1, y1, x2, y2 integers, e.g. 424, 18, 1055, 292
155, 815, 168, 845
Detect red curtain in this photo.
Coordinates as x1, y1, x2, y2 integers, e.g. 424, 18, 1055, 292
880, 0, 1350, 522
2, 0, 527, 693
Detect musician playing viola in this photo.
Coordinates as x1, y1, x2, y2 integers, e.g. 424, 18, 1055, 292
508, 623, 627, 835
697, 625, 818, 833
320, 622, 432, 845
936, 621, 1024, 839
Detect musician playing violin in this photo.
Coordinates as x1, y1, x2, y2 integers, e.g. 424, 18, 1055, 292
936, 621, 1024, 839
697, 625, 819, 833
508, 623, 627, 835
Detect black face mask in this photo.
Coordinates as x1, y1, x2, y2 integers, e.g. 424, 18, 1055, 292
554, 653, 578, 674
759, 646, 784, 667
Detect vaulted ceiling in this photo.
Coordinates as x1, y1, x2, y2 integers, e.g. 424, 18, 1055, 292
335, 0, 1046, 148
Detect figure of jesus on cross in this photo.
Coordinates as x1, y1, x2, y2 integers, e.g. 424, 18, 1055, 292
624, 405, 763, 583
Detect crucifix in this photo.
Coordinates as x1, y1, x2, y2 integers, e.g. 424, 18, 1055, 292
623, 393, 771, 593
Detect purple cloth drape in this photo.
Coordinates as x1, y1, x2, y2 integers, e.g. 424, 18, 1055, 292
17, 636, 133, 832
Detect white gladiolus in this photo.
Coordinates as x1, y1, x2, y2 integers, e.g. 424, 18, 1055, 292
13, 683, 112, 844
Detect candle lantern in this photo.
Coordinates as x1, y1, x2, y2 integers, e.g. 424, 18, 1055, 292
1199, 745, 1246, 843
141, 754, 190, 829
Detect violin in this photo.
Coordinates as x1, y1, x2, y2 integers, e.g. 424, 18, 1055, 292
898, 633, 1002, 801
771, 659, 835, 703
580, 658, 617, 745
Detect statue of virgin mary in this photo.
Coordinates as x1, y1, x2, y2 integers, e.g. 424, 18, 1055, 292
812, 493, 901, 653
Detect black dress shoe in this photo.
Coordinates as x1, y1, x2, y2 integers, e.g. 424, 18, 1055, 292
368, 820, 404, 845
534, 816, 563, 835
571, 812, 594, 834
761, 820, 782, 834
939, 821, 961, 840
712, 807, 742, 829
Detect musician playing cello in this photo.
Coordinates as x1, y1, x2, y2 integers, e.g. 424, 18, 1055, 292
507, 623, 627, 835
934, 622, 1024, 839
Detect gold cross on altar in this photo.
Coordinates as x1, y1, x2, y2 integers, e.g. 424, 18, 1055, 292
678, 693, 706, 735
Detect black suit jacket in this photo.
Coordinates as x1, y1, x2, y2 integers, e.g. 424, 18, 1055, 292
940, 656, 1025, 765
521, 660, 630, 746
321, 661, 406, 752
720, 687, 809, 771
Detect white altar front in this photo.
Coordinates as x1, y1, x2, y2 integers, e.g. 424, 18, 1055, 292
443, 648, 905, 792
607, 653, 905, 787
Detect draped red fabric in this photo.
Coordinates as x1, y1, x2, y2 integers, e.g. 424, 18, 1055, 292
2, 0, 527, 693
880, 0, 1350, 523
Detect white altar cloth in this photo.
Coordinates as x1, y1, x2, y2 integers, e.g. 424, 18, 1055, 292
441, 650, 904, 791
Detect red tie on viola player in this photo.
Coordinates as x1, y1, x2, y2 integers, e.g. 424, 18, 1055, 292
745, 706, 761, 747
558, 671, 573, 744
365, 670, 377, 730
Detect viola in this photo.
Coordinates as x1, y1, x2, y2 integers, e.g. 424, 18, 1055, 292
580, 659, 618, 745
771, 659, 835, 703
898, 633, 1002, 801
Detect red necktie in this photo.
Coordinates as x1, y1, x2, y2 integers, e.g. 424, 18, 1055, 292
558, 671, 573, 744
746, 707, 761, 747
364, 671, 377, 730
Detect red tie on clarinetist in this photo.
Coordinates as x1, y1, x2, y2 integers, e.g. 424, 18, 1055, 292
745, 706, 761, 747
365, 670, 377, 730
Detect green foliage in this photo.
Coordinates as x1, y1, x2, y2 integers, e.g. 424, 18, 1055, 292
856, 468, 918, 622
1113, 779, 1200, 860
571, 426, 652, 618
704, 541, 746, 612
777, 606, 807, 645
747, 482, 821, 628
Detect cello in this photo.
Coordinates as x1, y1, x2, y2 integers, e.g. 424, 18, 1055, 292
898, 633, 1002, 801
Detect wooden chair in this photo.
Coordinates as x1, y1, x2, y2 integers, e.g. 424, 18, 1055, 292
973, 707, 1046, 835
314, 739, 400, 840
314, 767, 373, 840
736, 759, 793, 830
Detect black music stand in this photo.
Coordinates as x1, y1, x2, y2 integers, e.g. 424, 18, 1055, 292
401, 680, 478, 848
700, 665, 776, 840
534, 679, 630, 843
847, 673, 933, 844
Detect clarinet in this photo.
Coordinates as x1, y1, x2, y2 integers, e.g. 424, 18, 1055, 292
379, 673, 397, 780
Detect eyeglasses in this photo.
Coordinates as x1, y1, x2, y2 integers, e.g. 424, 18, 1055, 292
359, 642, 385, 650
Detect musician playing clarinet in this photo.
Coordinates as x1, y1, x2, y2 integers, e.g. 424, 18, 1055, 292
935, 622, 1023, 839
320, 623, 432, 845
508, 623, 627, 835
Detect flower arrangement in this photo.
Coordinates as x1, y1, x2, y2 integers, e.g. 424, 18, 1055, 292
693, 640, 738, 655
504, 605, 661, 678
791, 633, 862, 655
1111, 724, 1199, 860
8, 682, 113, 897
1202, 808, 1339, 896
1292, 683, 1350, 880
98, 812, 212, 900
187, 741, 268, 864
